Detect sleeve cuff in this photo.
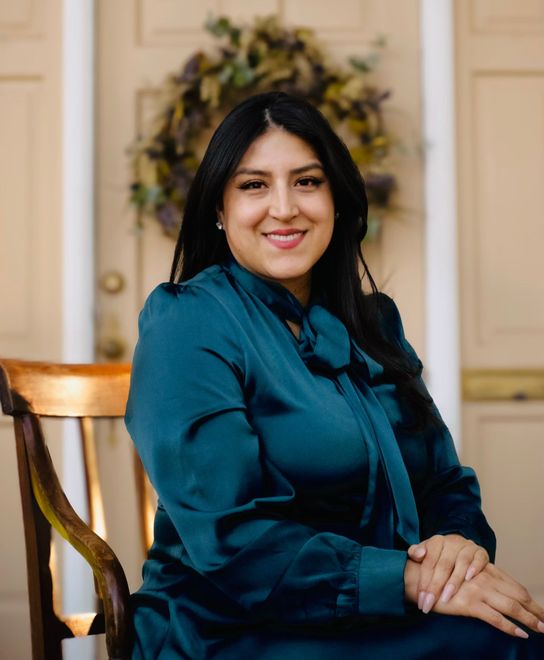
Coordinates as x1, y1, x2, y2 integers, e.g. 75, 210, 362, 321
358, 547, 408, 616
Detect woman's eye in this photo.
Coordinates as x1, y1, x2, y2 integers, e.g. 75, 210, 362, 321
239, 181, 265, 190
238, 177, 324, 190
297, 177, 324, 188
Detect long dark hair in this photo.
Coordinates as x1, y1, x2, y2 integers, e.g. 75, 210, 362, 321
170, 91, 442, 434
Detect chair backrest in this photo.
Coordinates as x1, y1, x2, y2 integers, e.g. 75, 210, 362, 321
0, 359, 144, 660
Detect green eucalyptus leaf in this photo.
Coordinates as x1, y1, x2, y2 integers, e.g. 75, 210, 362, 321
349, 57, 371, 73
229, 27, 241, 47
205, 15, 231, 37
232, 62, 256, 87
218, 63, 234, 84
366, 215, 381, 241
146, 185, 165, 205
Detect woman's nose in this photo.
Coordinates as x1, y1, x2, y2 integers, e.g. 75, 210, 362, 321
269, 185, 298, 220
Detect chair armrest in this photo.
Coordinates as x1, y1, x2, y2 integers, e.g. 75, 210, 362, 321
20, 414, 132, 659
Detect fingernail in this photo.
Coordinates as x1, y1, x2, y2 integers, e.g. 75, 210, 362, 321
465, 566, 476, 581
418, 591, 426, 610
514, 627, 529, 639
422, 592, 435, 614
440, 583, 455, 603
414, 547, 425, 558
537, 621, 544, 633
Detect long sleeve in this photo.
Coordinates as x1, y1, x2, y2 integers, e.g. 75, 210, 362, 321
125, 283, 409, 624
377, 294, 496, 561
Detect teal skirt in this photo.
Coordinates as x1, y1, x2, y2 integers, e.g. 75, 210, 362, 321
132, 603, 544, 659
205, 615, 544, 660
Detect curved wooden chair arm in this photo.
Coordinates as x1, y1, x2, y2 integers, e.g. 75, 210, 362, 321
21, 413, 132, 659
0, 359, 134, 659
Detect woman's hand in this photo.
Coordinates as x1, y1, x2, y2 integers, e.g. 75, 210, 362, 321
407, 534, 489, 613
437, 563, 544, 638
405, 559, 544, 638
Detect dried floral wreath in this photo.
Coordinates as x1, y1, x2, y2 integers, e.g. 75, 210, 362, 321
130, 15, 396, 240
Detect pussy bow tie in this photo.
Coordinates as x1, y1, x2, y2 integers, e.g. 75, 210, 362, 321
224, 256, 420, 547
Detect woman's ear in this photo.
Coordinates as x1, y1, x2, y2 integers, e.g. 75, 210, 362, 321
215, 206, 225, 231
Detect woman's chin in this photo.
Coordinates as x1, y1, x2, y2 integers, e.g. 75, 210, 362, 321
262, 262, 312, 284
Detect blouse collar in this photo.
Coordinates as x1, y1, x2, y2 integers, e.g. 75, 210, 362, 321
222, 253, 322, 324
222, 253, 384, 377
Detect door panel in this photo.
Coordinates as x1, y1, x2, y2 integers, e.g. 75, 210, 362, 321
464, 73, 544, 364
0, 1, 63, 656
463, 402, 544, 603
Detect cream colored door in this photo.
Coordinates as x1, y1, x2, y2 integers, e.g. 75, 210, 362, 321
0, 1, 63, 657
455, 0, 544, 603
95, 0, 425, 612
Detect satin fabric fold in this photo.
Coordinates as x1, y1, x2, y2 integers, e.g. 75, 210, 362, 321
224, 256, 420, 547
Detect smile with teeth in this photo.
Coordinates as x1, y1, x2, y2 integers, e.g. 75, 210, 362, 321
265, 231, 306, 241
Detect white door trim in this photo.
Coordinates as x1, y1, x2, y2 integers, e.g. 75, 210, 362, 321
62, 0, 95, 657
420, 0, 461, 449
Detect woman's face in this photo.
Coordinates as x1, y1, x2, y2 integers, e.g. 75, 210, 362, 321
218, 127, 335, 306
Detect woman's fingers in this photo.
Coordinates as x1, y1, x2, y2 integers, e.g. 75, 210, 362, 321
433, 562, 544, 638
422, 543, 481, 609
464, 547, 490, 582
420, 548, 458, 612
437, 545, 478, 604
491, 570, 544, 625
454, 565, 544, 635
414, 535, 490, 613
488, 562, 543, 623
407, 543, 427, 561
483, 588, 544, 635
472, 601, 531, 639
439, 547, 490, 603
416, 537, 443, 611
418, 537, 471, 610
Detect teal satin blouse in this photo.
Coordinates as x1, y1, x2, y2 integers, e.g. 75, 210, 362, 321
125, 254, 496, 658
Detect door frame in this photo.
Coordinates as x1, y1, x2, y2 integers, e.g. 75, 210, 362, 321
61, 0, 96, 657
420, 0, 461, 449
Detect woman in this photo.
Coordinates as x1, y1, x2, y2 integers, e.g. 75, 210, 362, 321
125, 92, 544, 659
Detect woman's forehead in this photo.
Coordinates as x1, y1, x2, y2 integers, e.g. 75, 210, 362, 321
236, 128, 321, 170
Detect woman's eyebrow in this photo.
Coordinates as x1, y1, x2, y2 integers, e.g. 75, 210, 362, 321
232, 162, 324, 177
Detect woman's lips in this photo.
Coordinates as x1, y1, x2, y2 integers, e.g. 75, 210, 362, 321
264, 231, 307, 250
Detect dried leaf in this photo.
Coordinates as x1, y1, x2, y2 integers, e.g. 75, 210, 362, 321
200, 74, 221, 107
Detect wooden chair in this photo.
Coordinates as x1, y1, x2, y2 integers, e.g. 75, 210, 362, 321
0, 359, 146, 660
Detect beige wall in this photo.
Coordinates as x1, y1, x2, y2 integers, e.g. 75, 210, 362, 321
0, 1, 64, 657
